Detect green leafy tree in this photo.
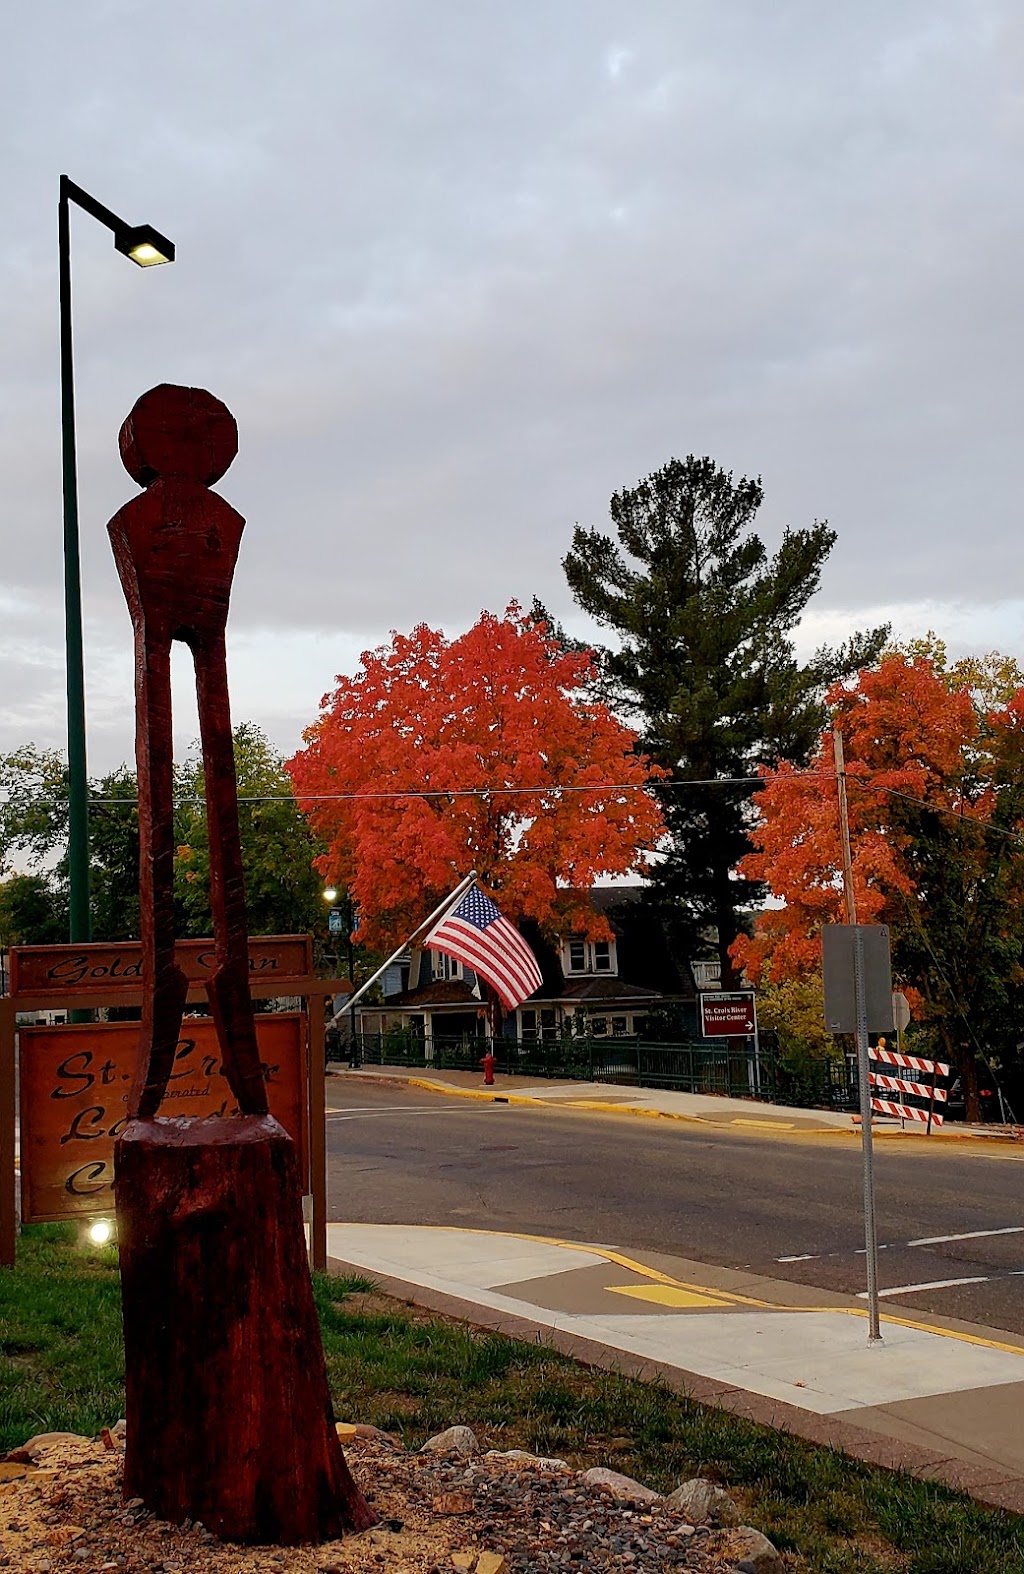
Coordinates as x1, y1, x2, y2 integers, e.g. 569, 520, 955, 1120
0, 726, 334, 955
558, 455, 887, 981
174, 723, 327, 944
89, 768, 142, 942
0, 872, 67, 948
0, 746, 69, 874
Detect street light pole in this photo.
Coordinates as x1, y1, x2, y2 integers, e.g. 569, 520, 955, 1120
58, 176, 175, 943
59, 188, 89, 944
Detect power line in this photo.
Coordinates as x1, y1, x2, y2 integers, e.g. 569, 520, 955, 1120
9, 763, 1024, 851
83, 774, 814, 807
852, 781, 1024, 849
75, 769, 1024, 855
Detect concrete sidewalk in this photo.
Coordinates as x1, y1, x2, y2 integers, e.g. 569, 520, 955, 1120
330, 1063, 1018, 1144
326, 1220, 1024, 1513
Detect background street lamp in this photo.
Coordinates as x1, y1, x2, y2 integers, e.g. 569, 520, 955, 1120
59, 175, 175, 943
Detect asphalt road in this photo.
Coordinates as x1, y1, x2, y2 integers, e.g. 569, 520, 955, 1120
324, 1079, 1024, 1335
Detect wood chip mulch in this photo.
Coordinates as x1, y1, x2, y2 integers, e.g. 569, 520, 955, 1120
0, 1434, 751, 1573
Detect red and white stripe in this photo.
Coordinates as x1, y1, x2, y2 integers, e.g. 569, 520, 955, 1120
430, 914, 541, 1009
870, 1072, 947, 1103
871, 1046, 950, 1078
870, 1098, 944, 1126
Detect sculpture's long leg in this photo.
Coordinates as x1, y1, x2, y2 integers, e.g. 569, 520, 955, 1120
130, 625, 189, 1119
192, 629, 268, 1115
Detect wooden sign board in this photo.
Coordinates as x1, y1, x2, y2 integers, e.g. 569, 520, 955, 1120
9, 936, 312, 999
19, 1014, 308, 1223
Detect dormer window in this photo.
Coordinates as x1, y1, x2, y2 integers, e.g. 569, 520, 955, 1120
563, 937, 617, 976
432, 951, 463, 982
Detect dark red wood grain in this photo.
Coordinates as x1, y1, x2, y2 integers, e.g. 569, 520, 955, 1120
116, 1117, 376, 1542
109, 385, 375, 1541
107, 384, 265, 1119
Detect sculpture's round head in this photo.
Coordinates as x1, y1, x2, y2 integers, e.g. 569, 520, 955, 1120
119, 384, 238, 487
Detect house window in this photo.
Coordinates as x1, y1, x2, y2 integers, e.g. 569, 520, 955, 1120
521, 1008, 558, 1042
432, 951, 462, 981
564, 938, 618, 976
591, 1017, 608, 1036
611, 1016, 628, 1037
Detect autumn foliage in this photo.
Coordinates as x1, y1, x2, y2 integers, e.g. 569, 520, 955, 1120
731, 656, 980, 985
287, 606, 664, 951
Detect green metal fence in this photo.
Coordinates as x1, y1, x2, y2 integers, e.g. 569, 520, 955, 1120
328, 1030, 858, 1110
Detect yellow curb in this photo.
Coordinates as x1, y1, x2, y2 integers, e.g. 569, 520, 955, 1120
383, 1074, 1021, 1147
359, 1222, 1024, 1357
565, 1099, 705, 1124
405, 1078, 503, 1101
406, 1081, 831, 1133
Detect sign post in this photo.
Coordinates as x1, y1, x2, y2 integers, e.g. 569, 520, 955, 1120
822, 923, 893, 1344
827, 728, 893, 1345
699, 991, 760, 1094
855, 928, 881, 1339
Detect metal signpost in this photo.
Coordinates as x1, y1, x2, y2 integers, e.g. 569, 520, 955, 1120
699, 991, 761, 1094
822, 923, 894, 1342
825, 728, 894, 1345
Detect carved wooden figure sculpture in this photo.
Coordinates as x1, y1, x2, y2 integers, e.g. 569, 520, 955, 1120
109, 385, 375, 1543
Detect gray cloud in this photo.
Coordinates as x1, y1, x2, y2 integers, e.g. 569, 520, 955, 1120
3, 1, 1024, 771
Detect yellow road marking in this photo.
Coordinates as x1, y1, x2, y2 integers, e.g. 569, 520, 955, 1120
607, 1284, 732, 1308
352, 1222, 1024, 1355
732, 1118, 796, 1130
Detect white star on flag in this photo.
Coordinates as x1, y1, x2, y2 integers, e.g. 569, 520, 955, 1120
426, 883, 543, 1010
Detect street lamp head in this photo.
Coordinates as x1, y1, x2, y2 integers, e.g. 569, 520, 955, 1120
323, 887, 338, 904
115, 223, 175, 267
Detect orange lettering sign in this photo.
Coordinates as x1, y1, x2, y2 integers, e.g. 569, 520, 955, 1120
9, 936, 313, 998
19, 1015, 308, 1222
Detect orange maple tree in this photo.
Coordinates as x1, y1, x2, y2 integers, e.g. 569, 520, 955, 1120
287, 605, 664, 951
731, 653, 1024, 1118
732, 655, 978, 986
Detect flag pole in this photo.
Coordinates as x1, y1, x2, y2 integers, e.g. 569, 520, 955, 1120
328, 871, 478, 1029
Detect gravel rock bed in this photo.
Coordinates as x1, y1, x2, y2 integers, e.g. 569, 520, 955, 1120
414, 1452, 740, 1571
0, 1432, 766, 1573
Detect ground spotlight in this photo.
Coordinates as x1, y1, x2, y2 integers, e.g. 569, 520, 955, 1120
87, 1218, 114, 1246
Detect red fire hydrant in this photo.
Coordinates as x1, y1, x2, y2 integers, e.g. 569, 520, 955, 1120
481, 1050, 496, 1086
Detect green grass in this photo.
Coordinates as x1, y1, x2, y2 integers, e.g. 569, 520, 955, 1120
3, 1225, 1024, 1573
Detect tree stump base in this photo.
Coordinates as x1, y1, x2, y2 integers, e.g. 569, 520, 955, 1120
114, 1114, 376, 1543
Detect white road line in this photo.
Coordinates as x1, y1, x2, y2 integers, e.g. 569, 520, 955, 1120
777, 1227, 1022, 1264
858, 1276, 991, 1298
906, 1227, 1024, 1247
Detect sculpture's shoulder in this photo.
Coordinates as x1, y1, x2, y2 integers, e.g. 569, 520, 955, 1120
108, 480, 245, 558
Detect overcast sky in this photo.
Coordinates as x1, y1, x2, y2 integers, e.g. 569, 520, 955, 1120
4, 1, 1024, 776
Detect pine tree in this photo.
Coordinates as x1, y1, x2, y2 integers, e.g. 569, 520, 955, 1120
560, 455, 887, 981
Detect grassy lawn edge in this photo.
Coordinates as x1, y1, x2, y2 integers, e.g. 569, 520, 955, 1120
2, 1224, 1023, 1574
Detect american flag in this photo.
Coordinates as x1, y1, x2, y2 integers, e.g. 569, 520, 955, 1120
426, 884, 543, 1010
